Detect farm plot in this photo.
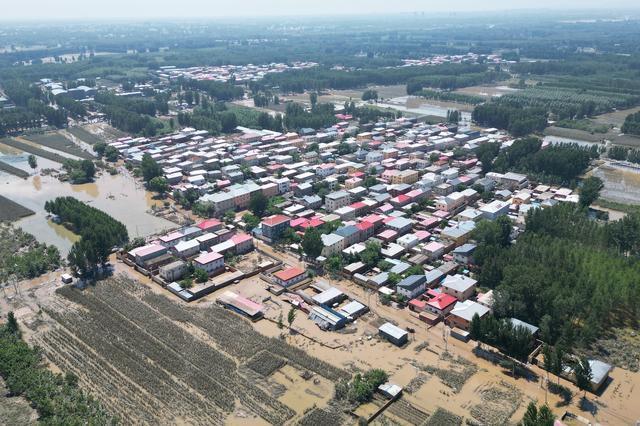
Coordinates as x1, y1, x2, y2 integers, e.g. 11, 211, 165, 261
22, 133, 94, 159
35, 276, 347, 424
0, 160, 29, 178
469, 381, 523, 425
0, 138, 67, 163
411, 355, 478, 393
245, 351, 287, 376
425, 407, 462, 426
0, 195, 35, 221
67, 126, 105, 146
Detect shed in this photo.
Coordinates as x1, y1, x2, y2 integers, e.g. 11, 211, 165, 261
379, 322, 408, 346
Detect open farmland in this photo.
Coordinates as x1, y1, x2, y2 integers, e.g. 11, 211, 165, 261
67, 126, 106, 145
0, 160, 29, 178
0, 138, 68, 163
0, 195, 35, 221
32, 276, 347, 425
22, 132, 94, 159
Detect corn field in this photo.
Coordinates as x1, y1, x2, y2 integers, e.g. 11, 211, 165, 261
34, 276, 348, 425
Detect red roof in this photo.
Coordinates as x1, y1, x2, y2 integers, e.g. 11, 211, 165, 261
274, 267, 305, 282
409, 299, 427, 310
197, 219, 222, 230
262, 215, 290, 227
426, 292, 457, 311
350, 202, 367, 210
349, 171, 365, 178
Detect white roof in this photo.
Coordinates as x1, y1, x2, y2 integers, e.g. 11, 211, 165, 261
174, 239, 200, 252
442, 274, 477, 293
450, 300, 490, 322
379, 322, 408, 339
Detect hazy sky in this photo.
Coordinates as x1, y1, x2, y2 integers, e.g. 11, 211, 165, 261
2, 0, 639, 20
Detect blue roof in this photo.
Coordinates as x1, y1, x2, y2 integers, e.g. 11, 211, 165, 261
335, 225, 359, 238
397, 275, 427, 290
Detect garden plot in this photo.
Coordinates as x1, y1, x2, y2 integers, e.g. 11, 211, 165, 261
469, 380, 523, 425
22, 132, 94, 159
34, 276, 347, 424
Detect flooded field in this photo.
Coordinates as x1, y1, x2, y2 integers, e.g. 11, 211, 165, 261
0, 169, 176, 254
590, 162, 640, 205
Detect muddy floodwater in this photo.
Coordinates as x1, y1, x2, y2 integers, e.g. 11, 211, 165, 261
590, 162, 640, 204
1, 169, 177, 254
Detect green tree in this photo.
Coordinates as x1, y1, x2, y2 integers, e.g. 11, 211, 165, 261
242, 213, 260, 231
224, 210, 236, 224
579, 176, 603, 208
193, 268, 208, 283
141, 153, 162, 182
148, 176, 169, 195
249, 192, 268, 217
574, 357, 593, 398
287, 307, 297, 329
27, 154, 37, 171
359, 241, 382, 267
302, 227, 323, 258
104, 145, 119, 162
93, 141, 107, 157
277, 312, 284, 330
309, 92, 318, 108
6, 312, 20, 337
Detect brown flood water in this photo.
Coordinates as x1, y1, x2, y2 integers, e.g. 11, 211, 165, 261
1, 169, 177, 254
590, 163, 640, 204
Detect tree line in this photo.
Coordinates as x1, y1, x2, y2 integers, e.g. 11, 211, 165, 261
0, 313, 115, 424
44, 197, 129, 276
473, 204, 640, 349
251, 63, 497, 94
490, 137, 598, 186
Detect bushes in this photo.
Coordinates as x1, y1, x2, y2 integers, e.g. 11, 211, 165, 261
0, 314, 113, 424
622, 111, 640, 136
0, 223, 60, 281
335, 369, 388, 404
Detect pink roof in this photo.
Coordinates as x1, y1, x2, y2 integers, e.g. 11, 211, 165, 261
458, 175, 472, 183
421, 217, 440, 227
379, 204, 393, 213
160, 232, 183, 242
383, 216, 396, 224
262, 215, 290, 227
409, 299, 427, 309
362, 214, 384, 224
406, 189, 424, 199
350, 171, 365, 178
414, 230, 431, 241
290, 218, 309, 228
392, 194, 410, 204
231, 233, 252, 244
356, 221, 373, 231
197, 219, 222, 230
301, 218, 324, 229
424, 241, 445, 252
194, 251, 223, 265
433, 210, 450, 218
133, 244, 165, 257
274, 267, 305, 282
378, 229, 397, 239
350, 202, 367, 210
